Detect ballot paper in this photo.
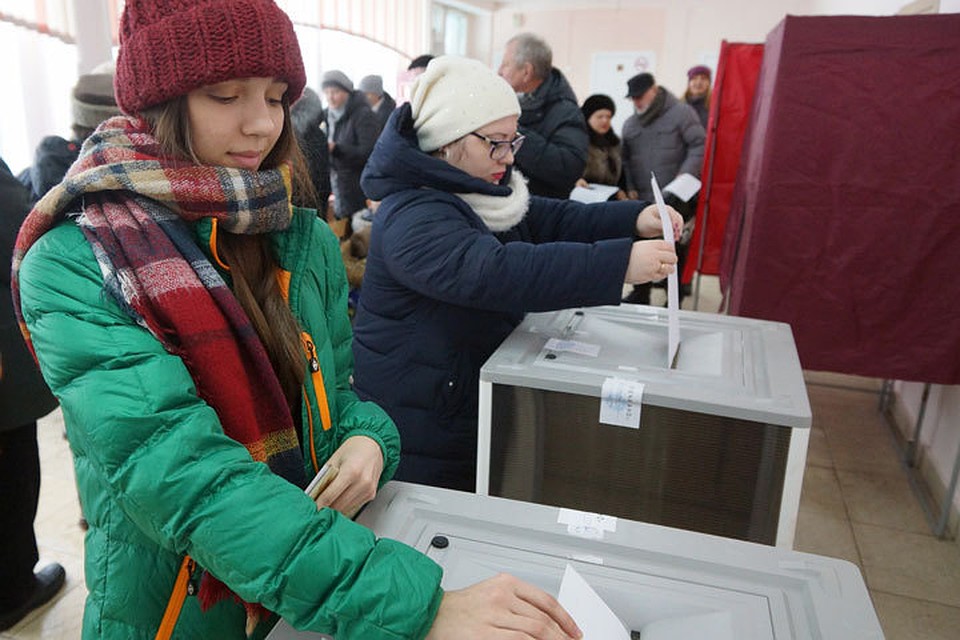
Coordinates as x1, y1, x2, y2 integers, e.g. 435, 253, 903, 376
662, 172, 701, 203
558, 564, 631, 640
570, 183, 619, 204
651, 173, 680, 367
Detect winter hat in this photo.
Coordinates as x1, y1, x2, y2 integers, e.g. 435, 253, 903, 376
687, 65, 712, 80
410, 56, 520, 152
358, 75, 384, 96
625, 72, 655, 98
114, 0, 305, 115
72, 72, 120, 130
581, 94, 616, 121
321, 70, 353, 93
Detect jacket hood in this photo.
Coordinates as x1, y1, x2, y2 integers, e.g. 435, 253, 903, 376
360, 102, 514, 202
24, 135, 81, 202
291, 87, 323, 134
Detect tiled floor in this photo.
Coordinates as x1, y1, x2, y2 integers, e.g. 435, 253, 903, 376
5, 276, 960, 638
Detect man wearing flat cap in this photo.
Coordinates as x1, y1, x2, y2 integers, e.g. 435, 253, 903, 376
621, 71, 705, 305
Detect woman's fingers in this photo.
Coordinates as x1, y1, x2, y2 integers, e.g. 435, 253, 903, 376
425, 574, 581, 640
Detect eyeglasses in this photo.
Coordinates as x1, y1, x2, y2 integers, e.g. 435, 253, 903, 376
470, 132, 525, 161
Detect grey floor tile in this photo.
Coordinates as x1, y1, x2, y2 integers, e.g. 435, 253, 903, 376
854, 522, 960, 608
794, 467, 861, 565
798, 465, 848, 520
807, 385, 903, 476
870, 590, 960, 640
794, 507, 861, 566
837, 468, 930, 534
805, 425, 834, 468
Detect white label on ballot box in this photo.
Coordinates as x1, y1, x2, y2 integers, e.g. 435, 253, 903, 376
544, 337, 601, 357
599, 377, 644, 428
558, 508, 618, 540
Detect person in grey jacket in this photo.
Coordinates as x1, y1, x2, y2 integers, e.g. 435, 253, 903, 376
621, 72, 705, 304
498, 33, 587, 199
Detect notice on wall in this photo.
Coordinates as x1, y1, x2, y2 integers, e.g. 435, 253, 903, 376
599, 377, 644, 429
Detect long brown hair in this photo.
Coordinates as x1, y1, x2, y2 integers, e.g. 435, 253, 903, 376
143, 93, 312, 409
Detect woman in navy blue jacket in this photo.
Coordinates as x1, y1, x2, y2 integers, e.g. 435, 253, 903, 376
354, 56, 681, 492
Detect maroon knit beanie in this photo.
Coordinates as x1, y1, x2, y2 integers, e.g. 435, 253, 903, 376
115, 0, 306, 115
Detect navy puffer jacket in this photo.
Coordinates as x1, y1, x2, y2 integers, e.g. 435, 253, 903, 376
353, 104, 646, 491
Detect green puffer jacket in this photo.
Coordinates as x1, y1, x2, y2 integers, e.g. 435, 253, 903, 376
17, 207, 443, 639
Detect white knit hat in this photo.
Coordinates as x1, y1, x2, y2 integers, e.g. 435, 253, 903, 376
410, 56, 520, 152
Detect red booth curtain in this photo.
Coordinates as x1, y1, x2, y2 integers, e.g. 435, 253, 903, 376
682, 41, 764, 285
720, 14, 960, 384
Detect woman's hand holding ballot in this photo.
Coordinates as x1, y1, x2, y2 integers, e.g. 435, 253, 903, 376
310, 435, 384, 518
636, 203, 683, 239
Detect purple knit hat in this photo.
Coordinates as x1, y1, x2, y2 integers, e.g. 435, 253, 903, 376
687, 65, 712, 80
115, 0, 306, 114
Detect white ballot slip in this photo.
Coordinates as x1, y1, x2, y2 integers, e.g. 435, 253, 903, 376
599, 377, 644, 428
558, 564, 631, 640
651, 173, 680, 367
662, 172, 701, 203
570, 183, 619, 204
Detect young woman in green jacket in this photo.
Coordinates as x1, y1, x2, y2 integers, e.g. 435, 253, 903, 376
10, 1, 580, 639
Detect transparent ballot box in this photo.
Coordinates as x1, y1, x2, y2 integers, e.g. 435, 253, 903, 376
477, 305, 812, 547
266, 482, 882, 640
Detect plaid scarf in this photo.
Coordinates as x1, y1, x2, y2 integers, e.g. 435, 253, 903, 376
10, 115, 309, 620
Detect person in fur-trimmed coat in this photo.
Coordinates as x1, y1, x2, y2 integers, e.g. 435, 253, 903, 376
354, 56, 683, 492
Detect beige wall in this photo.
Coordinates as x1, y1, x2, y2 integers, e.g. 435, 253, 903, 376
481, 0, 908, 100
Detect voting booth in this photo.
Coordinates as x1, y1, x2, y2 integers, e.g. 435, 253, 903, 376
266, 482, 883, 640
476, 305, 811, 547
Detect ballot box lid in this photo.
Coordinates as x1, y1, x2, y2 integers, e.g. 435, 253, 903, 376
266, 483, 882, 639
480, 305, 811, 428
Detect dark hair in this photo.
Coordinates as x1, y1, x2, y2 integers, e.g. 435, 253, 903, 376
581, 94, 616, 121
408, 54, 434, 71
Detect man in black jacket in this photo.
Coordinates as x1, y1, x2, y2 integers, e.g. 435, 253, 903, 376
498, 33, 588, 199
0, 158, 65, 631
359, 74, 397, 134
321, 70, 379, 235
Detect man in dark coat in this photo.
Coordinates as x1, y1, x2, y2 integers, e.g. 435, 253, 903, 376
498, 33, 588, 199
359, 74, 397, 134
321, 70, 379, 229
0, 158, 65, 631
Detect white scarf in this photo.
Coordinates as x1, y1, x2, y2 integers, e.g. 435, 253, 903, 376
454, 169, 530, 232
